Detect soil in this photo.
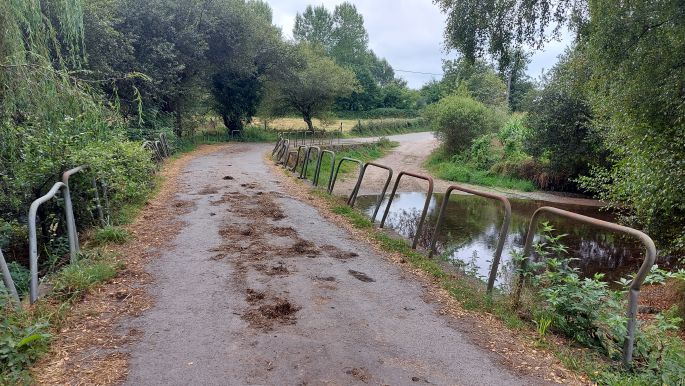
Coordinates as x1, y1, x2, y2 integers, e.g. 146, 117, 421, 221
31, 141, 588, 385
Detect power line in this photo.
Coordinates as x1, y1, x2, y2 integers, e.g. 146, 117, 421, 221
393, 69, 443, 76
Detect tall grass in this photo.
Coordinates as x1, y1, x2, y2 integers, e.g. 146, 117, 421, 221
425, 149, 536, 192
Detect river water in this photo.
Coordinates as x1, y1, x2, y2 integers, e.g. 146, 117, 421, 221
356, 192, 646, 289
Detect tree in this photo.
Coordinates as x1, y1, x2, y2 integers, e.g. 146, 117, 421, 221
330, 2, 369, 66
424, 93, 506, 154
441, 58, 508, 109
263, 44, 359, 131
434, 0, 587, 67
293, 5, 334, 51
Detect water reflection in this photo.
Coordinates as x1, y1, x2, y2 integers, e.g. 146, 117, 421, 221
358, 192, 645, 288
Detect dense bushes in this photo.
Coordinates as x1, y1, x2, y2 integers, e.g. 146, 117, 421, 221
336, 108, 420, 119
423, 94, 506, 153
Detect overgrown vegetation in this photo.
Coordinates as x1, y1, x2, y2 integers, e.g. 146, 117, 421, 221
1, 250, 123, 383
432, 0, 685, 260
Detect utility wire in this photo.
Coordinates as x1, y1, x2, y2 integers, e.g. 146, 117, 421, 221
393, 69, 443, 76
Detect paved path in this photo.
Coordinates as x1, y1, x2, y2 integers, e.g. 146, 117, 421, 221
120, 143, 549, 385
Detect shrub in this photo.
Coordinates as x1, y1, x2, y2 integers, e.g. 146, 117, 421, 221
424, 94, 506, 153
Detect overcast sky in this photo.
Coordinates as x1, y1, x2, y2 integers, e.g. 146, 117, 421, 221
267, 0, 572, 89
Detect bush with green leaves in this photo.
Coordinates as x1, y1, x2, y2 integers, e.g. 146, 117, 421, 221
516, 223, 685, 383
0, 318, 51, 384
424, 93, 506, 154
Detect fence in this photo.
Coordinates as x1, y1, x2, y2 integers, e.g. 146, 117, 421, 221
276, 137, 664, 367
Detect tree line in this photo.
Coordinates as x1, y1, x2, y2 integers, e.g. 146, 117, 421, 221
426, 0, 684, 256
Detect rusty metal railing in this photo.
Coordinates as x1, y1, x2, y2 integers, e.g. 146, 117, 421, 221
313, 150, 336, 189
289, 146, 308, 172
28, 182, 75, 303
348, 162, 394, 222
272, 138, 285, 156
300, 146, 320, 180
275, 139, 290, 164
284, 150, 298, 169
379, 172, 434, 249
0, 248, 20, 309
428, 185, 511, 294
514, 206, 656, 368
328, 157, 363, 195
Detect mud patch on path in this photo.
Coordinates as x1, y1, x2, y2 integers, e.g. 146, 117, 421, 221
253, 262, 290, 276
348, 270, 375, 283
346, 367, 372, 383
321, 244, 359, 260
242, 296, 300, 330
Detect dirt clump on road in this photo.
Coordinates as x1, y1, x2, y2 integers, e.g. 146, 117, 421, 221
242, 296, 301, 330
348, 270, 375, 282
321, 244, 359, 260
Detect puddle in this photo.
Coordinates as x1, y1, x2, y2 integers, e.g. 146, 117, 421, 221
356, 192, 646, 289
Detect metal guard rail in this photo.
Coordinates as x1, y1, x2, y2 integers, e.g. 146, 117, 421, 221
348, 162, 394, 222
515, 206, 656, 368
428, 185, 511, 294
1, 248, 20, 308
313, 150, 336, 189
328, 157, 363, 195
28, 182, 73, 303
300, 146, 320, 180
379, 171, 434, 249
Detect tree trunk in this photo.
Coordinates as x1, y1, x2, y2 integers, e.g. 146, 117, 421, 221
303, 112, 314, 131
222, 114, 244, 133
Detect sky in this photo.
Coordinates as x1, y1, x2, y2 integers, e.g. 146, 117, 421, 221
267, 0, 573, 89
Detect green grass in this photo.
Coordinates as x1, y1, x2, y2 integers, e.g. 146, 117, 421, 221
299, 138, 398, 189
425, 149, 536, 192
1, 250, 124, 382
92, 225, 130, 245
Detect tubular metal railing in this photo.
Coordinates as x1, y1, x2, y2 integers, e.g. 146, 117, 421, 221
313, 150, 336, 189
379, 172, 434, 249
28, 182, 73, 303
428, 185, 511, 294
347, 162, 394, 222
328, 157, 363, 195
514, 206, 656, 368
1, 248, 20, 309
300, 146, 320, 180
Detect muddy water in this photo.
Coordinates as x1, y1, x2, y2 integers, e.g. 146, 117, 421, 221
356, 193, 645, 289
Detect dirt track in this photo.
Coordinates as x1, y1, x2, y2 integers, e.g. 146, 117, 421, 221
109, 142, 569, 385
338, 132, 603, 207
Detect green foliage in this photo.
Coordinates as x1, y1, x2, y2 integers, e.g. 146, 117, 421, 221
517, 223, 685, 383
578, 0, 685, 255
51, 251, 121, 300
350, 118, 427, 137
93, 226, 130, 245
263, 44, 360, 131
335, 108, 421, 120
426, 150, 536, 191
525, 51, 604, 190
0, 317, 51, 385
424, 93, 506, 154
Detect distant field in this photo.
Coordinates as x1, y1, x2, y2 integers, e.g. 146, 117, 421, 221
253, 117, 421, 132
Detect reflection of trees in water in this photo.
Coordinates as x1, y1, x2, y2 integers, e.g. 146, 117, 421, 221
362, 193, 644, 285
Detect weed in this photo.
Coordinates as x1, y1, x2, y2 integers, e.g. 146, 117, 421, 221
51, 251, 122, 300
93, 226, 130, 245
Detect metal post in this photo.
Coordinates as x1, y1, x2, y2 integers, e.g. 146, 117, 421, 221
427, 185, 511, 294
0, 248, 20, 308
29, 182, 68, 303
347, 162, 394, 222
62, 166, 87, 262
514, 206, 656, 368
328, 157, 363, 195
313, 150, 336, 188
300, 146, 320, 180
379, 172, 434, 249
